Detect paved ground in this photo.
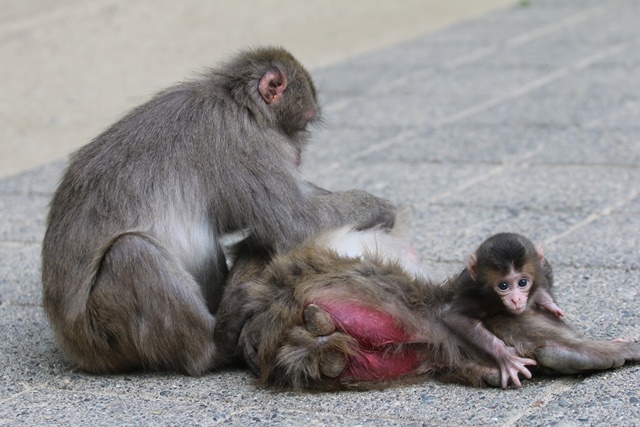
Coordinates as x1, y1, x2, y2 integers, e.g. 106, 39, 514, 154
0, 0, 513, 179
2, 0, 640, 425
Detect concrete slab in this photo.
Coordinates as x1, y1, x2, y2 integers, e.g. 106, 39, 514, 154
1, 0, 639, 425
0, 0, 515, 179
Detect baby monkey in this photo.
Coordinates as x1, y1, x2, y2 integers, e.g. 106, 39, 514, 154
444, 232, 564, 388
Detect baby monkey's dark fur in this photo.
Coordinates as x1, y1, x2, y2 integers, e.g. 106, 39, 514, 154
457, 232, 562, 318
444, 233, 564, 388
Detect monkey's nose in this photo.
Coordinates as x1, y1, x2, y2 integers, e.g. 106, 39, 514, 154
511, 298, 526, 311
304, 109, 317, 122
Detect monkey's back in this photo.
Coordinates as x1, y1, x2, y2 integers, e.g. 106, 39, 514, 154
42, 87, 210, 304
225, 228, 466, 389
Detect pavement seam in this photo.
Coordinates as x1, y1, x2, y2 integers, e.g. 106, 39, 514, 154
325, 3, 607, 115
347, 41, 632, 167
418, 147, 541, 206
544, 190, 640, 246
500, 378, 579, 427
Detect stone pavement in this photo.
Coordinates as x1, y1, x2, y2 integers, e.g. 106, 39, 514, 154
1, 0, 640, 425
0, 0, 513, 179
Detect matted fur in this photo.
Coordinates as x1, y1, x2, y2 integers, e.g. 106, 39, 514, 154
218, 228, 640, 390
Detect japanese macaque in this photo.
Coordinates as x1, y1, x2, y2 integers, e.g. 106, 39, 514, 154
464, 232, 564, 317
41, 47, 395, 376
217, 228, 640, 390
443, 232, 565, 388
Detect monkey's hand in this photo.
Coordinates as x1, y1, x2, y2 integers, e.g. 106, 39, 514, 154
327, 190, 396, 231
534, 292, 565, 318
497, 346, 537, 388
539, 302, 565, 318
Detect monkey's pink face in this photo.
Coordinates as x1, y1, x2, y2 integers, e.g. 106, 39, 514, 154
495, 269, 532, 314
303, 107, 318, 124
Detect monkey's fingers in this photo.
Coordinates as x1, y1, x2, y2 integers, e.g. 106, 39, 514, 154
540, 303, 565, 318
303, 304, 348, 378
501, 356, 537, 388
502, 367, 526, 389
303, 304, 335, 336
319, 350, 347, 378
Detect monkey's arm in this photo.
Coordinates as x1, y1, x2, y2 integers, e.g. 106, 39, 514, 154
301, 181, 396, 229
299, 179, 396, 228
443, 309, 537, 388
313, 188, 396, 231
532, 289, 565, 317
230, 167, 396, 253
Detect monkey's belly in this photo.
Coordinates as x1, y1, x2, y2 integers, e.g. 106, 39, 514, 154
311, 301, 427, 381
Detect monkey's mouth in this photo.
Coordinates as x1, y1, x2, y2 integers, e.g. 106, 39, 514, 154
509, 305, 527, 315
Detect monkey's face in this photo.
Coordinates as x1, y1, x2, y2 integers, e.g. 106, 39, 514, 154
256, 58, 320, 138
493, 269, 532, 314
275, 77, 320, 137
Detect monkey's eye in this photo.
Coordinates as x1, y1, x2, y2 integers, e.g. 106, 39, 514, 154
518, 279, 529, 288
497, 282, 509, 291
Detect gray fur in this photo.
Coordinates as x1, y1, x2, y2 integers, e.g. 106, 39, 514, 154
41, 47, 395, 375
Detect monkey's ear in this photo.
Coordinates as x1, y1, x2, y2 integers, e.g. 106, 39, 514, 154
467, 253, 478, 280
259, 67, 288, 105
535, 243, 546, 262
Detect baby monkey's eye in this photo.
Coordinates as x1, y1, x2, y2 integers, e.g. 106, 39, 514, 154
518, 279, 529, 288
498, 282, 509, 291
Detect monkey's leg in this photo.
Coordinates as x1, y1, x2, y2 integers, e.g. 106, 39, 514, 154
304, 302, 428, 381
80, 234, 216, 375
535, 340, 640, 374
257, 300, 429, 390
299, 302, 500, 388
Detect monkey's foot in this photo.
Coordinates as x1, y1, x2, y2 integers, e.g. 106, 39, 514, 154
535, 347, 623, 374
303, 303, 424, 382
318, 349, 347, 378
481, 369, 502, 388
303, 304, 335, 336
302, 305, 343, 378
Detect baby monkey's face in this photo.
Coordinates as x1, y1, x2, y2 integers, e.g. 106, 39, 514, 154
494, 268, 533, 314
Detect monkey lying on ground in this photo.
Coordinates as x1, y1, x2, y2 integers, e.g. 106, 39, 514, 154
443, 232, 565, 388
41, 47, 395, 376
217, 228, 640, 390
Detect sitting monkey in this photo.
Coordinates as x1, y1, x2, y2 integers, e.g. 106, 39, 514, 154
41, 47, 395, 376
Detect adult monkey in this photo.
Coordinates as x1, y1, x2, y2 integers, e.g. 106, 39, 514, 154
218, 228, 640, 390
41, 47, 395, 376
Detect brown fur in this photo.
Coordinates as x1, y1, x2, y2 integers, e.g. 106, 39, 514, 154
220, 238, 496, 390
217, 230, 640, 390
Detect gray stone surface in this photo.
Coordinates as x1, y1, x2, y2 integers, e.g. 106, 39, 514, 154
1, 0, 639, 425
